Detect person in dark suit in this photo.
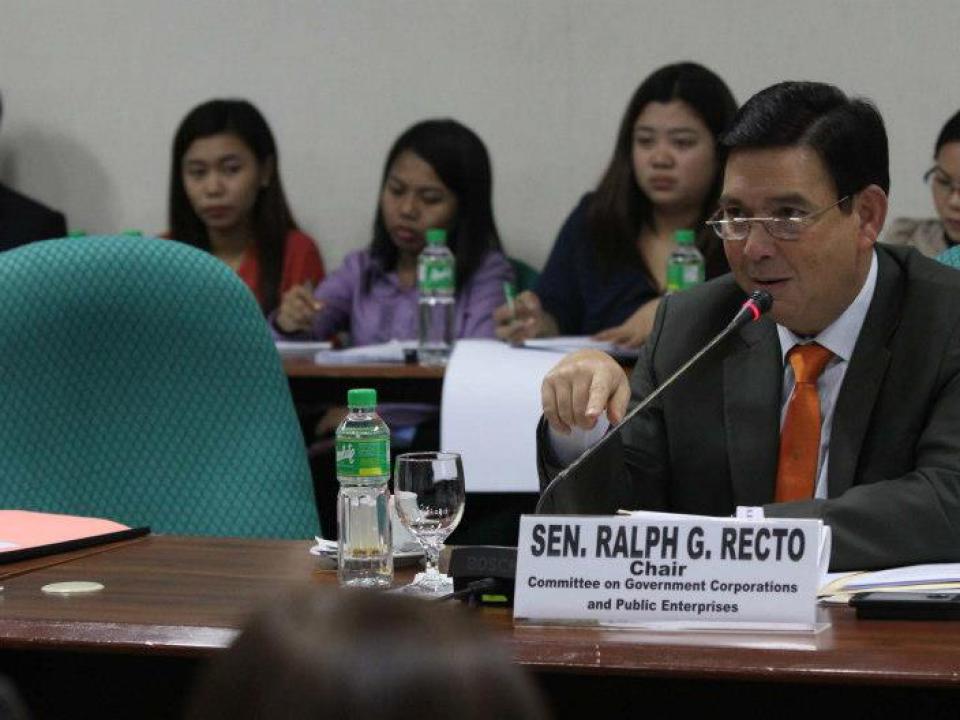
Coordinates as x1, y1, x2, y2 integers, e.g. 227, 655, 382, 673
0, 93, 67, 251
537, 81, 960, 572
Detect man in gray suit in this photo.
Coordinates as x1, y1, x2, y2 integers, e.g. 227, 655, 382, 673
537, 81, 960, 572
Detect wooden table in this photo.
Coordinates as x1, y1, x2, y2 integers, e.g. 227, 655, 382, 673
3, 536, 960, 718
283, 358, 445, 406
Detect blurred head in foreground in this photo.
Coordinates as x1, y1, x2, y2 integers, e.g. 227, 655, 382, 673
186, 586, 550, 720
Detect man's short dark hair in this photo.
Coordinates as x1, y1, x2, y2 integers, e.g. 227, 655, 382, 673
720, 81, 889, 198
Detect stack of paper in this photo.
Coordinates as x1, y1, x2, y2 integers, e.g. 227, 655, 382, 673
313, 340, 416, 364
274, 340, 332, 357
523, 336, 640, 361
820, 563, 960, 601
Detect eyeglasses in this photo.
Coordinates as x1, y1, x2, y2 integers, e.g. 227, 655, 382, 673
924, 166, 960, 197
705, 196, 850, 242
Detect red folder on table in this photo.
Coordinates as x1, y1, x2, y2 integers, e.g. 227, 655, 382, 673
0, 510, 150, 564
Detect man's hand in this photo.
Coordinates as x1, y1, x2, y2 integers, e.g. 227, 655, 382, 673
592, 298, 660, 348
276, 282, 324, 334
541, 349, 630, 435
494, 290, 557, 343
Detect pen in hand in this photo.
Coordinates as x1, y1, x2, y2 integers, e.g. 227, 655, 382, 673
503, 281, 517, 323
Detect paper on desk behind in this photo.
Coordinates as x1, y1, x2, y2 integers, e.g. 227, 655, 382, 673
524, 336, 640, 361
824, 563, 960, 594
274, 340, 333, 357
313, 340, 415, 364
441, 339, 560, 492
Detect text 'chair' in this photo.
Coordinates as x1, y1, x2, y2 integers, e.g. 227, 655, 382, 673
0, 235, 319, 538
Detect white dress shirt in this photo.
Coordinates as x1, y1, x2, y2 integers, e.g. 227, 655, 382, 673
776, 249, 877, 499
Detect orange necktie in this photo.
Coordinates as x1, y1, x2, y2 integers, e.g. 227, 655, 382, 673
775, 343, 834, 502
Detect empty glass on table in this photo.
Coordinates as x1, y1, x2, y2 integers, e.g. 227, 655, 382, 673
392, 451, 465, 596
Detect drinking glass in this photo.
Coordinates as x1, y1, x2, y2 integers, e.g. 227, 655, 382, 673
393, 451, 465, 595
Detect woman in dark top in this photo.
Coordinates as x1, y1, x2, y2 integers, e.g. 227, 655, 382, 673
495, 62, 737, 347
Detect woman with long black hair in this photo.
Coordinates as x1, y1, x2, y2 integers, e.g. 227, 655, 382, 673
274, 117, 510, 344
495, 62, 737, 347
169, 98, 325, 314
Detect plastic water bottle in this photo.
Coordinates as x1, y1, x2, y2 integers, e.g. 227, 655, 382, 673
417, 228, 455, 365
666, 229, 705, 293
335, 388, 393, 587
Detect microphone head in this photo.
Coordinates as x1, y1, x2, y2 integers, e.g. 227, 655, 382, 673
747, 290, 773, 316
735, 290, 774, 325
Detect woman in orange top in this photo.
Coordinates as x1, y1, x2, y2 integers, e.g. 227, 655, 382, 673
168, 99, 324, 314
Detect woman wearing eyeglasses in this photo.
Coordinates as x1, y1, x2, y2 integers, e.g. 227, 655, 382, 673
884, 110, 960, 257
494, 62, 736, 348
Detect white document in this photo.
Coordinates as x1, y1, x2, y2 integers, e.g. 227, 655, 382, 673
274, 340, 333, 357
441, 339, 560, 492
832, 563, 960, 591
523, 336, 640, 361
313, 340, 415, 364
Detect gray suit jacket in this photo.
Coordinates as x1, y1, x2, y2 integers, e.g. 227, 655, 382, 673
537, 245, 960, 571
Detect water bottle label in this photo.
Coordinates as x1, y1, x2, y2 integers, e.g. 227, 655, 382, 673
666, 262, 705, 292
684, 264, 704, 285
666, 263, 684, 293
336, 438, 389, 477
418, 258, 455, 292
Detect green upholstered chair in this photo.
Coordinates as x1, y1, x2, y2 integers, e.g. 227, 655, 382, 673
0, 235, 320, 539
937, 245, 960, 269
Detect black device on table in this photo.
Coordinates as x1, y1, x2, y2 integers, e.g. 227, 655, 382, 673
850, 591, 960, 620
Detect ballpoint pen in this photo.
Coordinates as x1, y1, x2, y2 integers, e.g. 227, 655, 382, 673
503, 281, 517, 323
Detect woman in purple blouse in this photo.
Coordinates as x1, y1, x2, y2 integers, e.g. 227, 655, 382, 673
274, 119, 513, 537
274, 119, 512, 344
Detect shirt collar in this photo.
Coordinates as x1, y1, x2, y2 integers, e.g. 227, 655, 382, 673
776, 248, 878, 363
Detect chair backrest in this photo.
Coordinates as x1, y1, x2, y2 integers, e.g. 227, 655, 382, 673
0, 235, 319, 539
936, 245, 960, 269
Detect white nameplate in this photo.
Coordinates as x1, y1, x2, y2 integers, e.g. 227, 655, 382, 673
514, 514, 825, 629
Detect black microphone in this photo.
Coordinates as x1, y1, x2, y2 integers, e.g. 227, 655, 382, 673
724, 289, 773, 332
539, 290, 773, 506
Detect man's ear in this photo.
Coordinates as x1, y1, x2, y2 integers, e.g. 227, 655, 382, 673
854, 184, 888, 248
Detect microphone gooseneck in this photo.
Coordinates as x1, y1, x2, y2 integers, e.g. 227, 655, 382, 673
541, 290, 774, 502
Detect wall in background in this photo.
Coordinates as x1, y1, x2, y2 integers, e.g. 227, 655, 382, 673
0, 0, 953, 268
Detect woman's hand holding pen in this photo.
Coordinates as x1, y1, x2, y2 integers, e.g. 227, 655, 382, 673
494, 290, 558, 343
276, 282, 324, 334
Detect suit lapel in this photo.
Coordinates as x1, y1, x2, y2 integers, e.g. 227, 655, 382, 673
724, 318, 782, 505
828, 250, 900, 497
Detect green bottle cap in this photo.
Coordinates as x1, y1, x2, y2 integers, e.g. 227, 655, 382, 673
347, 388, 377, 408
120, 229, 144, 237
425, 228, 447, 246
674, 229, 696, 246
67, 230, 88, 238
